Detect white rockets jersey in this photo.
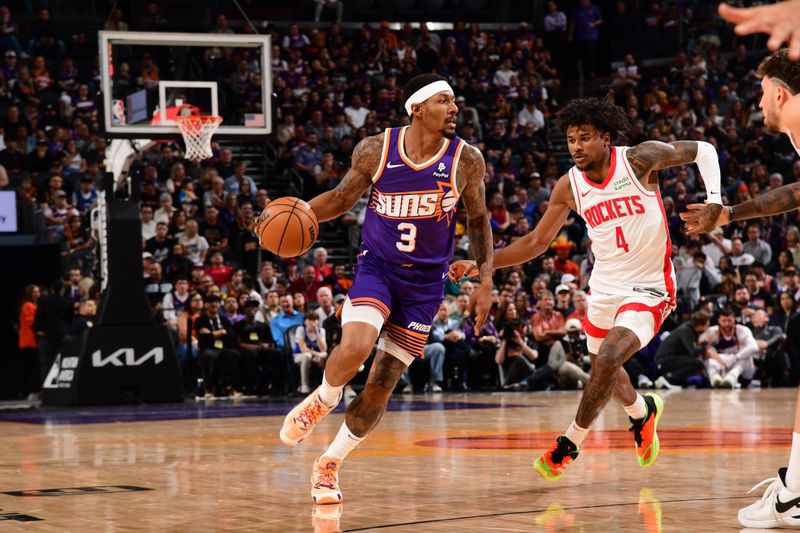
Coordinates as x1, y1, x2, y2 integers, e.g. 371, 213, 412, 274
567, 146, 676, 302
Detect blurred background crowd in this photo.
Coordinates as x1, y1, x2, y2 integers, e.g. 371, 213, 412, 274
3, 0, 799, 400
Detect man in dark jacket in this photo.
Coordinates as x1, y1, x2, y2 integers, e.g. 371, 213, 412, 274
194, 294, 241, 398
33, 278, 73, 387
750, 309, 788, 386
655, 310, 710, 386
233, 299, 281, 395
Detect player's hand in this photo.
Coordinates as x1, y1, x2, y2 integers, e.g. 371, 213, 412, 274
467, 280, 493, 333
680, 202, 726, 235
719, 2, 800, 60
448, 260, 478, 282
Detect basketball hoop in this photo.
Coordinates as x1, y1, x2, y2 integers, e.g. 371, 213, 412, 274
176, 115, 223, 161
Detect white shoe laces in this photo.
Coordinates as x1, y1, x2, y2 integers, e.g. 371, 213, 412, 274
746, 476, 782, 504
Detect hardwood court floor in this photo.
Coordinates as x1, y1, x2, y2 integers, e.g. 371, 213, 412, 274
0, 388, 795, 532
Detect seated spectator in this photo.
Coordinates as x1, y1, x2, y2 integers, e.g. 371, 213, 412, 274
162, 277, 191, 329
554, 284, 574, 318
179, 219, 209, 266
749, 309, 788, 387
144, 262, 172, 311
772, 292, 797, 330
315, 286, 335, 322
176, 292, 203, 370
743, 272, 774, 311
731, 284, 756, 325
743, 224, 772, 266
430, 302, 469, 391
496, 302, 547, 389
270, 294, 304, 351
223, 161, 257, 195
567, 290, 588, 322
293, 311, 328, 393
233, 299, 282, 395
655, 310, 710, 386
223, 296, 242, 324
531, 290, 566, 359
195, 294, 241, 398
258, 261, 279, 294
290, 265, 323, 303
312, 247, 333, 281
263, 290, 281, 323
145, 222, 174, 265
198, 206, 229, 254
701, 307, 759, 388
204, 251, 233, 288
547, 318, 591, 388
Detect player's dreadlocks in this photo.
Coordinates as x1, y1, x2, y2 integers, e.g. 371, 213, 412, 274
555, 95, 629, 142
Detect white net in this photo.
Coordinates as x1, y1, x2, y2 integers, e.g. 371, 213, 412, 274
176, 115, 223, 161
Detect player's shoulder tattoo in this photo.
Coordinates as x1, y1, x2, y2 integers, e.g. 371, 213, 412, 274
456, 143, 485, 193
351, 131, 386, 178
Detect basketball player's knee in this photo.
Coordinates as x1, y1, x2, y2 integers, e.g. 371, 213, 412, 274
337, 337, 374, 360
593, 350, 622, 374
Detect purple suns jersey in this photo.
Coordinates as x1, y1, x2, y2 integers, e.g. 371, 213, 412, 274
362, 126, 467, 266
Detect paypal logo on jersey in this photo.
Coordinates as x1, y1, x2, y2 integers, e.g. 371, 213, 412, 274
432, 162, 450, 179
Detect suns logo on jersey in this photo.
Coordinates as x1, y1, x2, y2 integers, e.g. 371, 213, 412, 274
370, 181, 457, 223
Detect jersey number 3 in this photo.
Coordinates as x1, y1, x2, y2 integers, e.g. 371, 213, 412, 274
615, 226, 630, 253
396, 222, 417, 252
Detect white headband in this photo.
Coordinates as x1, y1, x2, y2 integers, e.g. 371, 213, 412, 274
404, 80, 454, 116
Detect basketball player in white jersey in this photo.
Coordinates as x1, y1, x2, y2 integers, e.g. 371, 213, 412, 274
682, 50, 800, 529
451, 96, 723, 480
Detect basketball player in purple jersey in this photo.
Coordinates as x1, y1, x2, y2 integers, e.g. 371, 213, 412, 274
683, 50, 800, 529
278, 74, 494, 505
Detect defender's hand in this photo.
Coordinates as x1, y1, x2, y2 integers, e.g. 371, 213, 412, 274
680, 203, 726, 235
467, 281, 493, 333
719, 2, 800, 59
448, 260, 478, 283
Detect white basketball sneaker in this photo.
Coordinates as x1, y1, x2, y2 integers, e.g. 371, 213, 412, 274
739, 468, 800, 528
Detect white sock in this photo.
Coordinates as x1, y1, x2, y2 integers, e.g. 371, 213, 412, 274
318, 374, 343, 407
564, 420, 590, 447
786, 433, 800, 491
624, 394, 648, 420
323, 422, 364, 461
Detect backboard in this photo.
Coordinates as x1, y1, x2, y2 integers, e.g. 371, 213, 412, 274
99, 31, 271, 139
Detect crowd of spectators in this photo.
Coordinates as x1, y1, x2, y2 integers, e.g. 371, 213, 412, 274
7, 1, 800, 400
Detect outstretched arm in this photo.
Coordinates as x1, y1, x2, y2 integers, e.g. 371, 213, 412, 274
459, 145, 494, 331
307, 133, 381, 222
493, 175, 573, 269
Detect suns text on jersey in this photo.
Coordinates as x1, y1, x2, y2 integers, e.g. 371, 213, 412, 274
370, 182, 456, 221
583, 195, 645, 229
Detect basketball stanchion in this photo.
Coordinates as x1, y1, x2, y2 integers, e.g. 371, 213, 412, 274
41, 172, 183, 406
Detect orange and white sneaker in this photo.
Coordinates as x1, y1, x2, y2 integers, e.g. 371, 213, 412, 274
279, 387, 340, 447
311, 456, 343, 505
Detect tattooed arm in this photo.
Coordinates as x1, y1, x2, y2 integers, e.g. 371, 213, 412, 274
628, 140, 723, 231
307, 133, 382, 222
458, 144, 494, 330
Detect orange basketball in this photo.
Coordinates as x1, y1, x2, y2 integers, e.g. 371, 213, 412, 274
256, 197, 319, 257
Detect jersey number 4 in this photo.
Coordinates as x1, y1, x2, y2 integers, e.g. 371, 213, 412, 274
615, 226, 630, 253
396, 222, 417, 252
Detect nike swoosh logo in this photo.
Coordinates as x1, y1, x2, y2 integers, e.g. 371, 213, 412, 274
775, 494, 800, 514
386, 162, 404, 169
580, 189, 591, 197
708, 190, 719, 195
